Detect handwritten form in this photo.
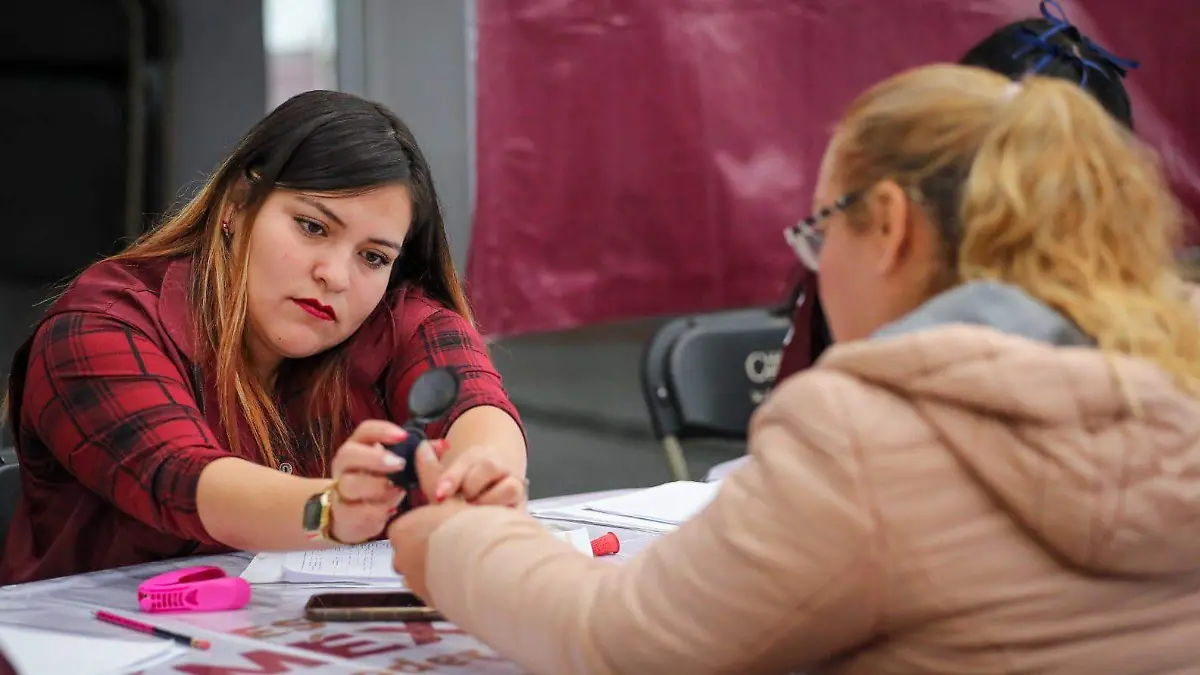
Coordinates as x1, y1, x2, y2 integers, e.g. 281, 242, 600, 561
282, 540, 403, 583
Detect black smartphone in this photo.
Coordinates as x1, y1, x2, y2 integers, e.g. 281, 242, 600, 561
304, 591, 444, 622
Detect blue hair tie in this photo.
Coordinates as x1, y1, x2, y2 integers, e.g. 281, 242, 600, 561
1011, 0, 1139, 87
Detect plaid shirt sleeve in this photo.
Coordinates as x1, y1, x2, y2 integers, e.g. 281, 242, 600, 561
386, 308, 523, 442
21, 312, 229, 543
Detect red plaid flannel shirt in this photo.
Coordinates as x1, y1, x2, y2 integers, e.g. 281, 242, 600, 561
0, 257, 521, 584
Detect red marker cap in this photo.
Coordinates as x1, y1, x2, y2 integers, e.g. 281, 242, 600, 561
590, 532, 620, 557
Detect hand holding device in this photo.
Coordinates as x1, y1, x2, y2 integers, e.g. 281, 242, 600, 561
383, 367, 460, 499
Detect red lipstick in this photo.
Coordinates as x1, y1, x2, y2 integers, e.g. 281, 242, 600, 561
293, 298, 336, 322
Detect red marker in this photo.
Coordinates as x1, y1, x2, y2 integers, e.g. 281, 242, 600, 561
590, 532, 620, 557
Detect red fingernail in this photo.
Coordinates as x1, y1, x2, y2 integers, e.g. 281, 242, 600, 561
431, 439, 449, 453
591, 532, 620, 557
390, 429, 409, 442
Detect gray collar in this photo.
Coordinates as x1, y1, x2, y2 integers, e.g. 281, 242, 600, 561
871, 281, 1094, 347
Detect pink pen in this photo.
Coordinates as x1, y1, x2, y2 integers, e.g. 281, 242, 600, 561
137, 566, 251, 613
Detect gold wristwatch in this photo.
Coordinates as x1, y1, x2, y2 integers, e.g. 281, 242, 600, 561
302, 485, 338, 543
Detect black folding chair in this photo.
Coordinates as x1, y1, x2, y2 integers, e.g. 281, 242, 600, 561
641, 308, 790, 481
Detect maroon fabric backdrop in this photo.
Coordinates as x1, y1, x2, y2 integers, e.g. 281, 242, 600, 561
469, 0, 1200, 338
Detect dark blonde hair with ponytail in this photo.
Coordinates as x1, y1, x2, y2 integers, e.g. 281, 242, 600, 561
830, 63, 1200, 393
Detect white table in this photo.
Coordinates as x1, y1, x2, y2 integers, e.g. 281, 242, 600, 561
0, 490, 656, 674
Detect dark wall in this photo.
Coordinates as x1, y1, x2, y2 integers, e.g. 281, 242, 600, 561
1, 1, 267, 445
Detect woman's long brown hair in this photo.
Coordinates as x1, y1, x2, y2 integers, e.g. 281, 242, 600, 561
68, 91, 470, 472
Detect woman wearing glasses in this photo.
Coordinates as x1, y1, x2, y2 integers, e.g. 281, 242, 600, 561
774, 0, 1138, 385
389, 63, 1200, 674
698, 0, 1144, 483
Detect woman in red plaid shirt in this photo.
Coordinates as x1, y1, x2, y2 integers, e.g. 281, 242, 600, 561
0, 91, 527, 584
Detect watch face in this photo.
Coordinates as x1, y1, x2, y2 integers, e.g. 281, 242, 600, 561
302, 494, 325, 532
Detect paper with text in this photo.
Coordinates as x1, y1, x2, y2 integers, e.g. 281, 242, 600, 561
282, 540, 405, 584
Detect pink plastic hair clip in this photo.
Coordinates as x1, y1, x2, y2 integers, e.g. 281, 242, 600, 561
137, 565, 251, 614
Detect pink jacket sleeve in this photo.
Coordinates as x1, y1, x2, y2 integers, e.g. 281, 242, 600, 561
423, 373, 885, 675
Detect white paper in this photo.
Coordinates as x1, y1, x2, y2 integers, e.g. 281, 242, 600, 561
240, 541, 407, 586
282, 540, 406, 584
582, 481, 719, 526
241, 524, 597, 587
276, 532, 592, 582
0, 624, 183, 675
531, 504, 679, 534
239, 551, 286, 583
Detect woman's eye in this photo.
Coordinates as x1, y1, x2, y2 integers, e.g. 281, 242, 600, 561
362, 251, 391, 269
296, 218, 326, 236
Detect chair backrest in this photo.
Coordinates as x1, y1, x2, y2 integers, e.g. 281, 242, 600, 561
641, 308, 790, 441
0, 461, 19, 556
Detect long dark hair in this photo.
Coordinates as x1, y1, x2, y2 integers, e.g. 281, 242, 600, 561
110, 90, 470, 470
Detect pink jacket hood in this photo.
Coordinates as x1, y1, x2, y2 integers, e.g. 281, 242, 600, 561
823, 281, 1200, 576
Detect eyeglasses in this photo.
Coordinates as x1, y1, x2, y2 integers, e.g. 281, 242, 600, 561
784, 191, 861, 272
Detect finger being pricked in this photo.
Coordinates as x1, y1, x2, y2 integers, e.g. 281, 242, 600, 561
470, 475, 527, 507
332, 440, 407, 478
456, 457, 510, 502
414, 440, 450, 501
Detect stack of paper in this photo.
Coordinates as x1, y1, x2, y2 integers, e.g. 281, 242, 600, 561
532, 481, 720, 533
281, 540, 403, 584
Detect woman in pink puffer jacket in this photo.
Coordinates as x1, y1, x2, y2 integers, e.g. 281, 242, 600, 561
389, 63, 1200, 675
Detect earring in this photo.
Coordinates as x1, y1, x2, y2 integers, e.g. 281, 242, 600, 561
221, 221, 231, 238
